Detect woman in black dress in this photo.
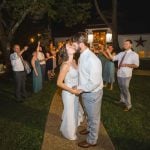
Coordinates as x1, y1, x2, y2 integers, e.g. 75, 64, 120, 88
45, 52, 54, 80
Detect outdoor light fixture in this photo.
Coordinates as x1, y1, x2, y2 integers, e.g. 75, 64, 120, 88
87, 30, 94, 49
88, 32, 94, 44
30, 37, 35, 43
37, 33, 41, 37
106, 32, 112, 43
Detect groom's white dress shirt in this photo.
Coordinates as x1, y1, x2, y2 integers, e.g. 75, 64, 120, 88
78, 48, 103, 92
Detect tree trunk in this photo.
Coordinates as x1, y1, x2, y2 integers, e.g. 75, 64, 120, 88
94, 0, 121, 52
9, 9, 30, 37
94, 0, 112, 29
0, 13, 9, 64
0, 38, 11, 65
0, 7, 31, 65
112, 0, 121, 52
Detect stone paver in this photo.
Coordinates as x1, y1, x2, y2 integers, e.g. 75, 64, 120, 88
41, 89, 115, 150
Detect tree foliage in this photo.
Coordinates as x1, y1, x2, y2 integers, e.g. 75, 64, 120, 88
53, 0, 91, 26
0, 0, 91, 63
0, 0, 91, 31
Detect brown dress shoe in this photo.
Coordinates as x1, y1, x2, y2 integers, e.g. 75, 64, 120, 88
78, 141, 97, 148
79, 129, 89, 135
123, 107, 131, 112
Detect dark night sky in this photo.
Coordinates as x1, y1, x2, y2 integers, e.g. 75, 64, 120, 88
117, 0, 149, 33
15, 0, 150, 44
54, 0, 149, 35
87, 0, 150, 34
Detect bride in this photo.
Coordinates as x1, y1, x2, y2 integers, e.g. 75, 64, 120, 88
57, 42, 84, 140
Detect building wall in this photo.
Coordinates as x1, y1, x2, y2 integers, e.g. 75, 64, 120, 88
118, 34, 150, 58
54, 33, 150, 58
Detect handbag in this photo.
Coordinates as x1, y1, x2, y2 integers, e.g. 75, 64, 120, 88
24, 60, 31, 74
20, 55, 31, 74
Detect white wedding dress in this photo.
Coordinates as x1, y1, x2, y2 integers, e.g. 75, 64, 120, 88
60, 65, 84, 140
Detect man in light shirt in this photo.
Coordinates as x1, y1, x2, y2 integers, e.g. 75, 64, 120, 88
106, 40, 139, 111
10, 44, 28, 102
72, 33, 103, 148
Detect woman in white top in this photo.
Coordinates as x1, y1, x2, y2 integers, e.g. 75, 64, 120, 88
36, 41, 46, 82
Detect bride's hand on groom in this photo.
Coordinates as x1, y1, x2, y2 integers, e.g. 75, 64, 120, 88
71, 88, 82, 95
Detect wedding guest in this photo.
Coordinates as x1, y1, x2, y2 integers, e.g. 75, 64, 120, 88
10, 44, 28, 102
31, 51, 42, 93
55, 42, 63, 67
100, 44, 115, 90
98, 44, 107, 79
45, 52, 54, 80
106, 40, 139, 111
51, 49, 57, 76
36, 41, 46, 82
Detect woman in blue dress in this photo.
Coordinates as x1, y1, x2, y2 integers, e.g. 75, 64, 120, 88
100, 44, 115, 90
97, 44, 107, 79
31, 51, 42, 93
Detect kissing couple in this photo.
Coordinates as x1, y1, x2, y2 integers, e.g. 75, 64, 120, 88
57, 33, 103, 148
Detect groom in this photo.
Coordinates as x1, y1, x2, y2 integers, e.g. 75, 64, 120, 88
72, 33, 103, 148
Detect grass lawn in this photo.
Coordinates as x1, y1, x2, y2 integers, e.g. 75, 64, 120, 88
0, 73, 57, 150
102, 75, 150, 150
0, 72, 150, 150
